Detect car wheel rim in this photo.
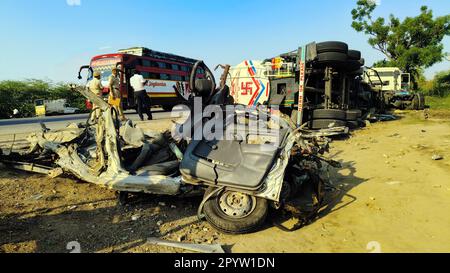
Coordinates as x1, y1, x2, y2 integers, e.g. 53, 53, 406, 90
218, 191, 256, 219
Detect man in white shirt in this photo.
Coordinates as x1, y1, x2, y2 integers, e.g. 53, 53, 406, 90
130, 71, 153, 121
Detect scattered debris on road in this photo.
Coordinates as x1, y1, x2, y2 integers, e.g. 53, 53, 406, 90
146, 237, 225, 253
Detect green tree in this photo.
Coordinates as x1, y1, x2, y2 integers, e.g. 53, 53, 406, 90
0, 80, 86, 119
431, 70, 450, 97
418, 70, 450, 97
0, 79, 50, 118
351, 0, 450, 89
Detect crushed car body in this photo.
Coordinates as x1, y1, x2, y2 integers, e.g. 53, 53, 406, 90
0, 61, 341, 234
0, 87, 182, 196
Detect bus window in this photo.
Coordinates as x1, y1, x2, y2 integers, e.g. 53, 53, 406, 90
141, 72, 150, 78
170, 75, 183, 81
149, 73, 160, 79
161, 74, 170, 80
142, 59, 157, 67
87, 69, 93, 81
142, 72, 160, 80
181, 66, 189, 72
97, 70, 112, 82
171, 64, 180, 71
157, 62, 166, 69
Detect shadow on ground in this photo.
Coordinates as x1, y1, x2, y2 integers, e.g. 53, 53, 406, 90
262, 157, 368, 232
0, 156, 366, 253
0, 189, 204, 253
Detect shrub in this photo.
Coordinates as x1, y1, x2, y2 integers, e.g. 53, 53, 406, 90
0, 79, 86, 119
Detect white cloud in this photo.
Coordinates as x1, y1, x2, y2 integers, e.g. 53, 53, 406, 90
66, 0, 81, 6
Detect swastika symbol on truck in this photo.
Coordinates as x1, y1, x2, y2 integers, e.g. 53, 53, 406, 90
241, 82, 253, 95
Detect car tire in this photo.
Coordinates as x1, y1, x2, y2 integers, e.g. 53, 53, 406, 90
311, 119, 348, 129
312, 109, 346, 120
203, 187, 269, 234
348, 50, 361, 60
316, 41, 349, 54
346, 109, 362, 121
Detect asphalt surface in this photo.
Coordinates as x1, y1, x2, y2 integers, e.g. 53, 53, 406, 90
0, 108, 181, 138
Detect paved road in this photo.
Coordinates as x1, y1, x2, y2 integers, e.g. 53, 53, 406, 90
0, 108, 184, 143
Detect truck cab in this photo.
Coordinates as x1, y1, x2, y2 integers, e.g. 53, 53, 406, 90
363, 67, 424, 110
35, 99, 46, 117
364, 67, 411, 93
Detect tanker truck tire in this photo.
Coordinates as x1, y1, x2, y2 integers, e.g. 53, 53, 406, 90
316, 41, 349, 54
312, 109, 346, 120
311, 119, 348, 129
348, 50, 362, 60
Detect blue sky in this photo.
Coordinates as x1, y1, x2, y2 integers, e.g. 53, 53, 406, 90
0, 0, 448, 83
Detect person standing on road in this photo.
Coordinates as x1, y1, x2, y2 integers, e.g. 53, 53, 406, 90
11, 109, 20, 119
130, 70, 153, 121
88, 71, 103, 119
108, 68, 126, 121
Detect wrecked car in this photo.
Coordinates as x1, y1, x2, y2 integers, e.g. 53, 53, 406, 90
0, 61, 340, 234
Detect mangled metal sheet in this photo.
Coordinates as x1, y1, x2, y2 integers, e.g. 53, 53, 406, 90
56, 87, 181, 195
120, 120, 145, 148
0, 86, 182, 196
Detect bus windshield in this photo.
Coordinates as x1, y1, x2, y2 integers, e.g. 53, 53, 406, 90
90, 57, 120, 81
95, 70, 112, 82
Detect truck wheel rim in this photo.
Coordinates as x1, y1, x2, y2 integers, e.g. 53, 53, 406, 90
218, 191, 256, 218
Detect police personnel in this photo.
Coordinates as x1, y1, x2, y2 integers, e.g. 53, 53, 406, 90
108, 68, 126, 120
89, 71, 103, 119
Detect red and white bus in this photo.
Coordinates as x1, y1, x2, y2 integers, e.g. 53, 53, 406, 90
78, 47, 203, 111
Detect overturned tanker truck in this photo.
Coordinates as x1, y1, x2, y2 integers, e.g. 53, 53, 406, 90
0, 61, 342, 234
229, 41, 423, 132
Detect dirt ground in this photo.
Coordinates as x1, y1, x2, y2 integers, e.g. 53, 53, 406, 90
1, 110, 449, 253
